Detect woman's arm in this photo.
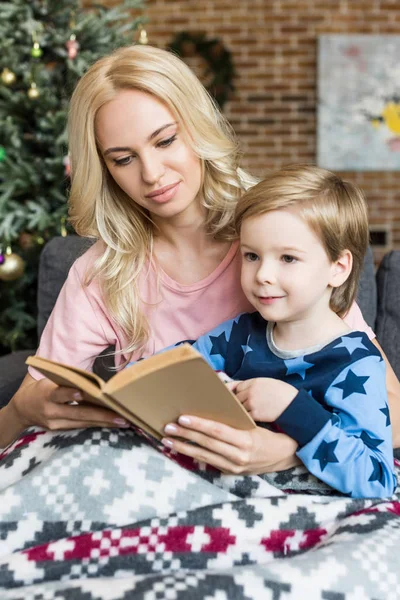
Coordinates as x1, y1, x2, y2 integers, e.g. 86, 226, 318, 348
0, 373, 131, 449
371, 339, 400, 448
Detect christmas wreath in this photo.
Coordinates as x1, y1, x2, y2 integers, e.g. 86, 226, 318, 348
169, 31, 235, 109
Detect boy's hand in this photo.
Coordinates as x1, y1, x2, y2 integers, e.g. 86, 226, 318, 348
226, 378, 298, 422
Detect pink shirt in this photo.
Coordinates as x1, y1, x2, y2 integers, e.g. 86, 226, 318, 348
29, 240, 374, 380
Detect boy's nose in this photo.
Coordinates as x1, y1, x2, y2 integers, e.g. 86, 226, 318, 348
256, 262, 276, 284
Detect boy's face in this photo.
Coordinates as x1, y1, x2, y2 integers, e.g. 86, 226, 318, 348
240, 207, 341, 324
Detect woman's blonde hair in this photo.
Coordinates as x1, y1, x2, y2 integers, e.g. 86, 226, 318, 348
67, 44, 258, 360
234, 164, 370, 316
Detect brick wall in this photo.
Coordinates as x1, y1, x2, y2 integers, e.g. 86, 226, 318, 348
105, 0, 400, 261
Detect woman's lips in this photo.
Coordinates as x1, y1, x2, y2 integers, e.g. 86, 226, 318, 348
146, 182, 180, 203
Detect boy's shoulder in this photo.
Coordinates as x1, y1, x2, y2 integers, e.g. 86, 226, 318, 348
333, 329, 379, 352
316, 330, 382, 363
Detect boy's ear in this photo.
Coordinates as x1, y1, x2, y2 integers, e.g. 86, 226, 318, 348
329, 250, 353, 288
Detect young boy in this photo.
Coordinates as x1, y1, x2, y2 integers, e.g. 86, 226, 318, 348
160, 165, 396, 498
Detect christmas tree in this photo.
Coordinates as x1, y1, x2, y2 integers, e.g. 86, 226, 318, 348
0, 0, 146, 355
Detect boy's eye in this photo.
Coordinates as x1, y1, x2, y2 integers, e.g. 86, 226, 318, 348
244, 252, 259, 262
282, 254, 296, 263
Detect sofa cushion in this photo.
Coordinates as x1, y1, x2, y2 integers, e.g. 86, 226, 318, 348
0, 350, 33, 408
376, 250, 400, 379
37, 235, 115, 380
356, 246, 377, 329
37, 236, 94, 339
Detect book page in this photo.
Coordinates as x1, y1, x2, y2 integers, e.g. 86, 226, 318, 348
103, 344, 199, 395
107, 354, 256, 438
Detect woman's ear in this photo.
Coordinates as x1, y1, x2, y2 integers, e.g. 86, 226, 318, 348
329, 250, 353, 288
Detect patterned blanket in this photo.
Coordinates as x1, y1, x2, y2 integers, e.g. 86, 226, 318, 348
1, 426, 400, 599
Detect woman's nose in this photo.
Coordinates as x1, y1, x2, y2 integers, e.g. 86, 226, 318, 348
141, 153, 165, 185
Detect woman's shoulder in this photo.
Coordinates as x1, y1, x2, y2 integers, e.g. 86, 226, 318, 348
70, 239, 106, 278
61, 240, 107, 300
343, 302, 375, 341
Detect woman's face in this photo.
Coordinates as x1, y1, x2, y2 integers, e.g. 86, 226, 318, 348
96, 89, 203, 221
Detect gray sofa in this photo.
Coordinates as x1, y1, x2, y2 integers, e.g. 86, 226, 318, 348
0, 235, 399, 408
0, 236, 110, 407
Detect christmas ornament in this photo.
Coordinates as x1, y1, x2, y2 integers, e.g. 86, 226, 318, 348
66, 34, 80, 59
63, 154, 71, 177
18, 232, 34, 251
0, 146, 6, 162
60, 217, 68, 237
1, 67, 16, 85
0, 252, 4, 265
0, 247, 25, 281
45, 61, 57, 72
31, 41, 43, 58
28, 82, 40, 99
138, 26, 148, 45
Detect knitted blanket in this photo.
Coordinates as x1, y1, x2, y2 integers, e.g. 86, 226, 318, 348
1, 427, 399, 599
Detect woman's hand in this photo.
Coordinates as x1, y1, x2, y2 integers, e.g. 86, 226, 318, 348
227, 378, 297, 422
161, 415, 301, 475
0, 374, 130, 449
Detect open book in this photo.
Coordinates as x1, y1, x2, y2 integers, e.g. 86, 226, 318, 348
26, 345, 256, 440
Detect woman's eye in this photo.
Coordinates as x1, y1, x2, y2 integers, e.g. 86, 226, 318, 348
244, 252, 259, 262
113, 156, 133, 167
282, 254, 296, 263
157, 134, 177, 148
111, 135, 177, 166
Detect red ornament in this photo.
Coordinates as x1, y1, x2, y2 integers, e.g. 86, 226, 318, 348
63, 155, 71, 177
66, 35, 80, 60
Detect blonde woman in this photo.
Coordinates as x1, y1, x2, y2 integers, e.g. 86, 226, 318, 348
1, 45, 399, 473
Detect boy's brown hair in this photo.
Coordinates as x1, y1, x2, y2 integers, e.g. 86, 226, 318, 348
234, 164, 369, 316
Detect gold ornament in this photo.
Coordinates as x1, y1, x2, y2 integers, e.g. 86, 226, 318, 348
138, 26, 148, 45
60, 216, 68, 237
1, 68, 16, 86
0, 248, 25, 281
28, 82, 40, 99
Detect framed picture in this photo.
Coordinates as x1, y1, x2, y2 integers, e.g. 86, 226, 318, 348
317, 35, 400, 171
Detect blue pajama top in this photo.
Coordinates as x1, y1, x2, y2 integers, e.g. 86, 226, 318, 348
173, 311, 396, 498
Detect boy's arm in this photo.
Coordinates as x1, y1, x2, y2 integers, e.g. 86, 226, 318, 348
128, 314, 249, 375
275, 355, 396, 498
